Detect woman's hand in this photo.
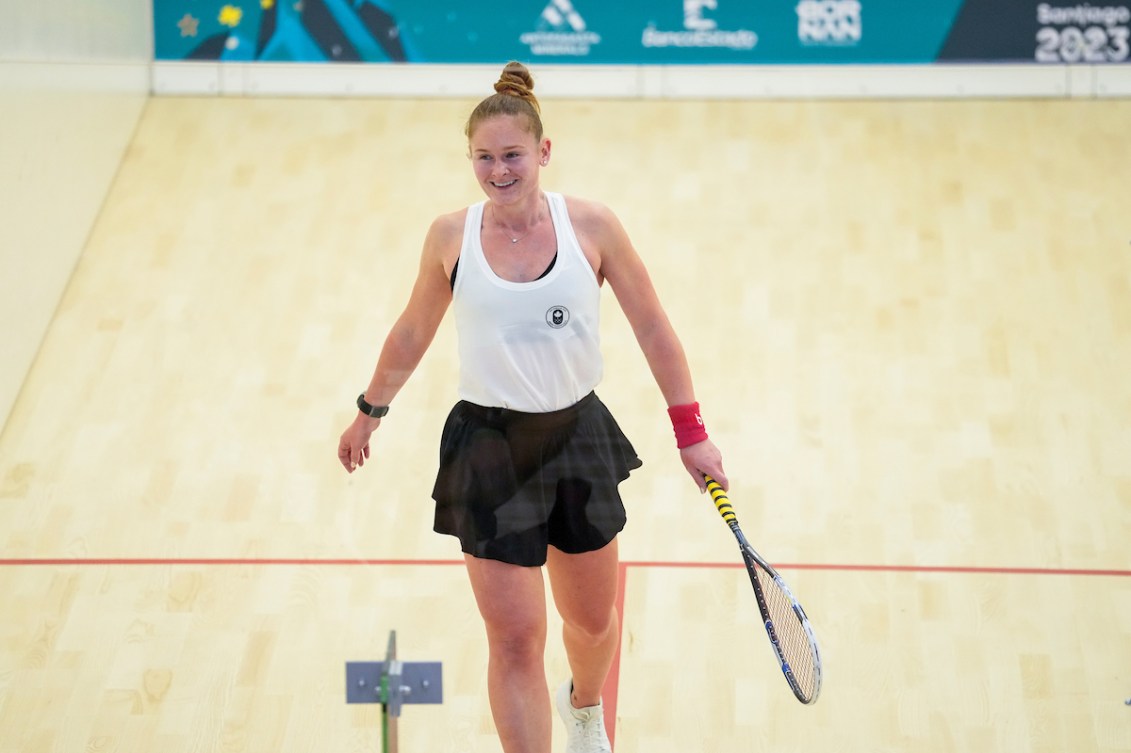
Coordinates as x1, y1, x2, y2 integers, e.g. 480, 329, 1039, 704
337, 415, 380, 472
679, 439, 727, 492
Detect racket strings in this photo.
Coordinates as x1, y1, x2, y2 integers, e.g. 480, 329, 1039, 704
756, 567, 819, 699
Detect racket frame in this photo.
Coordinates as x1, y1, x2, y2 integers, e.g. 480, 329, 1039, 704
705, 475, 823, 705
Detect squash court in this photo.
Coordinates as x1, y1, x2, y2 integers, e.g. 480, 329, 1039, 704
1, 93, 1130, 752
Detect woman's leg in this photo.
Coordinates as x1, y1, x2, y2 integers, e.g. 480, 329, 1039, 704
464, 554, 552, 753
546, 538, 620, 709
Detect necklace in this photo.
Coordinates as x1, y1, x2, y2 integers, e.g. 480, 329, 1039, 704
491, 202, 542, 244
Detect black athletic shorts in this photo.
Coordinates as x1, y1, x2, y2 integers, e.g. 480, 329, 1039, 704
431, 392, 642, 567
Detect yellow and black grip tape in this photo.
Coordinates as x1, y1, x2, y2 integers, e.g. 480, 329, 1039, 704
704, 475, 736, 523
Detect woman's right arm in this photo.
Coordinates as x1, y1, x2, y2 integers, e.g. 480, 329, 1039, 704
338, 213, 461, 472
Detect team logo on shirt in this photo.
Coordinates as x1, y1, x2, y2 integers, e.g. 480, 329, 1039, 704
546, 306, 570, 328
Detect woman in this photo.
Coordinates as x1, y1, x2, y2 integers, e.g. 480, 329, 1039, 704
337, 61, 727, 753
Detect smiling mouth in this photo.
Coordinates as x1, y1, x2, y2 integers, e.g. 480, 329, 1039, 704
492, 179, 518, 188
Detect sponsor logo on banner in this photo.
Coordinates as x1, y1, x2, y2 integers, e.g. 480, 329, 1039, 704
641, 0, 758, 50
1035, 3, 1130, 62
522, 0, 600, 56
796, 0, 863, 46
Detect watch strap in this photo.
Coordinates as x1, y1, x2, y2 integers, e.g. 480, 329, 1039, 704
356, 393, 389, 418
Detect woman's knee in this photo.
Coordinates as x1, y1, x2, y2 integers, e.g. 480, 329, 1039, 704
562, 605, 617, 644
484, 617, 547, 665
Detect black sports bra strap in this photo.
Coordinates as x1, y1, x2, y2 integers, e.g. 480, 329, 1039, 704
449, 252, 558, 291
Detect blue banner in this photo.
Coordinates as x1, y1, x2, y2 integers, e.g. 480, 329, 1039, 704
153, 0, 1131, 64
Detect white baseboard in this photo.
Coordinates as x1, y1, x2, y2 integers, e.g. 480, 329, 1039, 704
149, 61, 1131, 99
1094, 63, 1131, 96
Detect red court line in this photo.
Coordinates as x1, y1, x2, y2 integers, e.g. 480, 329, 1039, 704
620, 560, 1131, 577
0, 558, 467, 566
601, 562, 629, 750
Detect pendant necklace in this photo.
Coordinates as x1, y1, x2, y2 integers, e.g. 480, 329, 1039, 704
492, 203, 540, 244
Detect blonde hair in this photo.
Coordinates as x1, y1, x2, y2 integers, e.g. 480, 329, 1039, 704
465, 61, 544, 141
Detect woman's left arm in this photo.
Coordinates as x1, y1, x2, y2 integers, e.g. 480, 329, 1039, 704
575, 199, 728, 491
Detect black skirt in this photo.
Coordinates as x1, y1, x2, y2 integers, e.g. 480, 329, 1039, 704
431, 392, 642, 567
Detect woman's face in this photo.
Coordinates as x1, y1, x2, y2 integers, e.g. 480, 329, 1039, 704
468, 114, 550, 205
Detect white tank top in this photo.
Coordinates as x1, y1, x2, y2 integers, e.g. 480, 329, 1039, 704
453, 192, 602, 412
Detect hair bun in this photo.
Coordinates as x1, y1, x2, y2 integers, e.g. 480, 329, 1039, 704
493, 61, 539, 113
464, 61, 545, 138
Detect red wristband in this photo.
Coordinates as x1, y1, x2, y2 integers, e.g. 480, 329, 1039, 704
667, 402, 708, 449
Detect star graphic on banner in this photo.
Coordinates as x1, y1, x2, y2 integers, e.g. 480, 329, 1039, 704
218, 5, 243, 28
177, 13, 200, 37
261, 0, 275, 8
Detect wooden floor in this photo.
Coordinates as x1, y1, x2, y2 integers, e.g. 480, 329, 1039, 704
1, 94, 1130, 753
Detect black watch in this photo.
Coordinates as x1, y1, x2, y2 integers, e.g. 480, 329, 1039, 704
356, 393, 389, 418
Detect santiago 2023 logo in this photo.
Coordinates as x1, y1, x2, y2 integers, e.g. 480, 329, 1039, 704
1035, 3, 1130, 61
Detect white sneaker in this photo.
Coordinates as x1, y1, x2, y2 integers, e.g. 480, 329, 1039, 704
555, 680, 612, 753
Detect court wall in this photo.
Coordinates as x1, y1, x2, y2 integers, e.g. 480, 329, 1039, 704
0, 0, 152, 432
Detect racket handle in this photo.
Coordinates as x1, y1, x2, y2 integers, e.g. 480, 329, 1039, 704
703, 475, 736, 523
